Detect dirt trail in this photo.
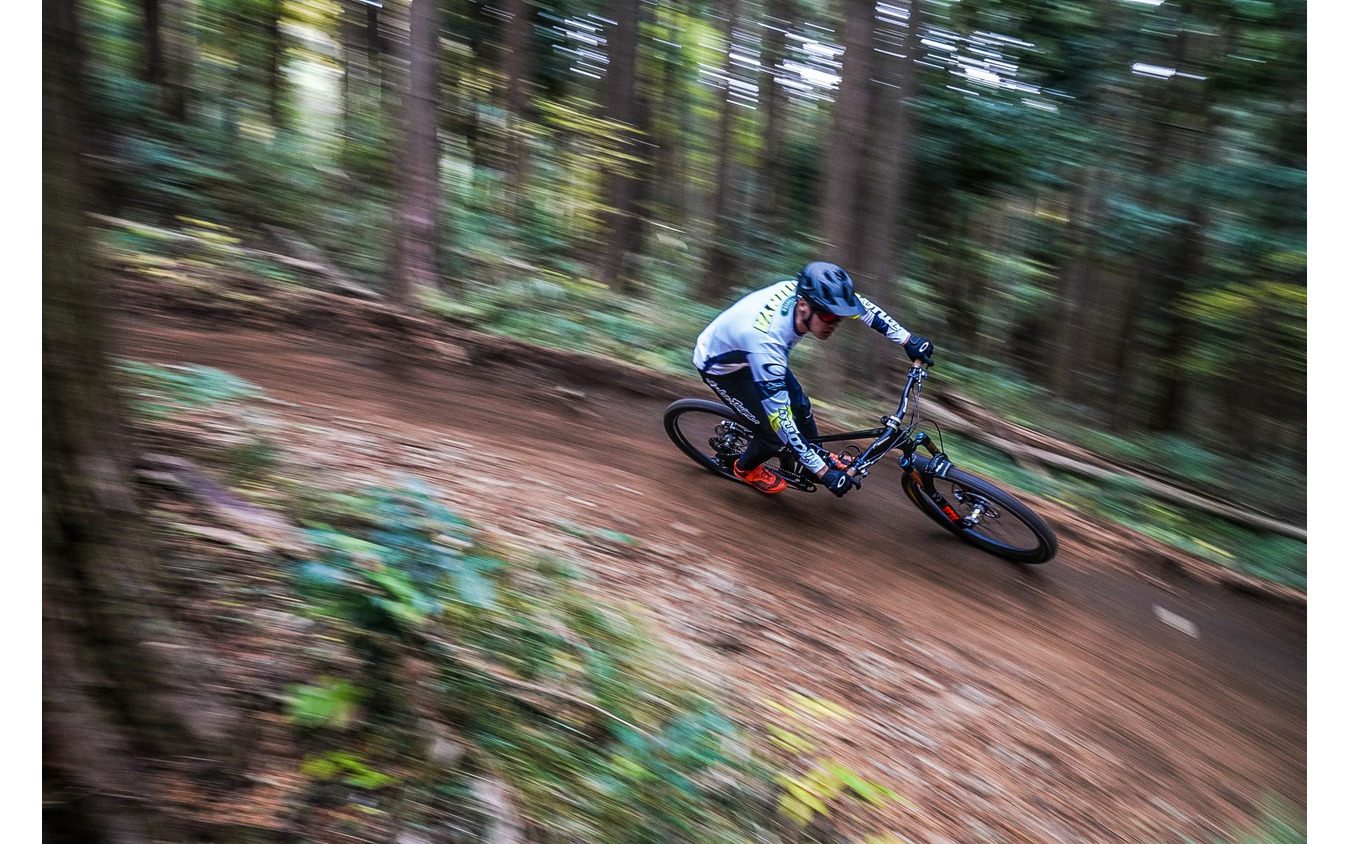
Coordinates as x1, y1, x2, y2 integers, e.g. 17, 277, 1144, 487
117, 317, 1305, 844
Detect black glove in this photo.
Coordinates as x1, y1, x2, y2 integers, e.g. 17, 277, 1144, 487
903, 335, 934, 364
821, 468, 859, 498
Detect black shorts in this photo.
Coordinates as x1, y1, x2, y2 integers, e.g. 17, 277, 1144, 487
699, 367, 819, 462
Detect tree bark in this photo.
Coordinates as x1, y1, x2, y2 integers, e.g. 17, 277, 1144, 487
45, 0, 230, 838
161, 0, 194, 121
390, 0, 443, 305
268, 0, 285, 130
649, 0, 695, 226
751, 0, 796, 240
811, 0, 875, 400
698, 0, 746, 301
598, 0, 644, 294
502, 0, 534, 208
819, 0, 873, 263
1108, 19, 1197, 431
849, 0, 924, 386
139, 0, 164, 91
1048, 164, 1106, 401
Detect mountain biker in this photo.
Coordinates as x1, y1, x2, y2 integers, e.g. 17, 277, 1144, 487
692, 261, 934, 497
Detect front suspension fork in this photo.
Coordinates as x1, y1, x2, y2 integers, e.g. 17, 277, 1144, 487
899, 435, 971, 526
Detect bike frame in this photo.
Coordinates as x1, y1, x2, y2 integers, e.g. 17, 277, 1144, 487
778, 365, 952, 491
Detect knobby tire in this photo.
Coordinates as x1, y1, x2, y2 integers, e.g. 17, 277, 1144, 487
902, 466, 1057, 564
662, 398, 748, 483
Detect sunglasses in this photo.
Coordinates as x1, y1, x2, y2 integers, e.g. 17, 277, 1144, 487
813, 308, 842, 325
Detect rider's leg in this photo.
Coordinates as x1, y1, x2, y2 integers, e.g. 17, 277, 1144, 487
785, 370, 819, 440
785, 372, 850, 469
700, 370, 782, 471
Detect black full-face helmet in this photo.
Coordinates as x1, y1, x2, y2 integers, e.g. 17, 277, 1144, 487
796, 262, 865, 317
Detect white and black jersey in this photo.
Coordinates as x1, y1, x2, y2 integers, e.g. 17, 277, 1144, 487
693, 280, 914, 475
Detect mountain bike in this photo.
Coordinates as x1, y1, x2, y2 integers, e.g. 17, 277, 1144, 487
662, 365, 1058, 565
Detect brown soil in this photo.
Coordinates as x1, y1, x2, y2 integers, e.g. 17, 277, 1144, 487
114, 302, 1305, 844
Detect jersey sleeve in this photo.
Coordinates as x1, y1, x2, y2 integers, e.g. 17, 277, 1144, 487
747, 348, 826, 476
856, 295, 913, 347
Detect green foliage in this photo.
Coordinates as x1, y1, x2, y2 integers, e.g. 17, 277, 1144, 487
286, 677, 365, 730
763, 694, 910, 831
1049, 473, 1306, 591
98, 216, 304, 293
286, 479, 808, 842
1184, 279, 1306, 384
422, 261, 721, 376
116, 360, 279, 486
299, 750, 398, 790
118, 360, 263, 418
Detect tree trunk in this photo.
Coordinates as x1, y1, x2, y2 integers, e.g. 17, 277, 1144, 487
819, 0, 873, 263
161, 0, 194, 121
1107, 21, 1196, 431
391, 0, 443, 305
598, 0, 644, 294
1048, 162, 1107, 402
139, 0, 164, 92
698, 0, 746, 301
751, 0, 796, 239
651, 0, 696, 227
849, 0, 924, 387
502, 0, 533, 209
45, 0, 230, 838
812, 0, 874, 400
268, 0, 285, 130
883, 0, 925, 289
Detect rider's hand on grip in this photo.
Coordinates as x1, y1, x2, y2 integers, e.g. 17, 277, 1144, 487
903, 335, 934, 365
822, 468, 859, 498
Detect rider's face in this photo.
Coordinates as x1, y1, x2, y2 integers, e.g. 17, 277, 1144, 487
809, 308, 841, 340
796, 299, 840, 339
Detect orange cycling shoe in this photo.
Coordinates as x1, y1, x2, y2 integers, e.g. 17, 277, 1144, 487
732, 460, 788, 494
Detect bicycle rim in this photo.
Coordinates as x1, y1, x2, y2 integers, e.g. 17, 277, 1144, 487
905, 468, 1057, 564
663, 399, 751, 481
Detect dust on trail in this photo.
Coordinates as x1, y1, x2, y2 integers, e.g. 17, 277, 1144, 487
119, 318, 1306, 844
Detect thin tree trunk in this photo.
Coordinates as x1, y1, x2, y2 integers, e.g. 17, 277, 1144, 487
139, 0, 164, 91
268, 0, 285, 130
751, 0, 796, 239
849, 0, 924, 386
502, 0, 533, 209
814, 0, 875, 400
598, 0, 644, 294
1049, 165, 1105, 399
390, 0, 442, 305
659, 1, 698, 226
819, 0, 873, 263
883, 0, 925, 287
161, 0, 194, 121
1107, 22, 1196, 431
698, 0, 746, 301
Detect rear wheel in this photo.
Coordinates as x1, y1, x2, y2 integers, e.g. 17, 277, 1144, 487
902, 467, 1057, 564
663, 399, 752, 482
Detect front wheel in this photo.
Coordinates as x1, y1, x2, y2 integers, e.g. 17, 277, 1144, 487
902, 466, 1057, 564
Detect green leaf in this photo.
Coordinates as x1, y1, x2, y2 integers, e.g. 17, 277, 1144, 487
285, 678, 363, 729
452, 566, 497, 610
777, 773, 830, 817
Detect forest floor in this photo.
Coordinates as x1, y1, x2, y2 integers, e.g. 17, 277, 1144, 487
112, 281, 1306, 844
